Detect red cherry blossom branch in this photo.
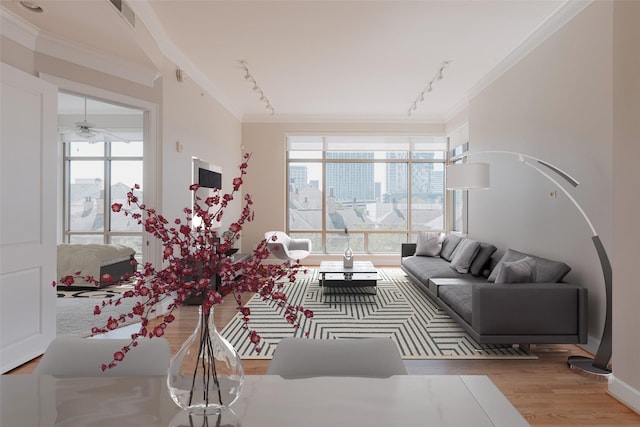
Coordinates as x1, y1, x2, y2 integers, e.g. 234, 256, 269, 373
53, 153, 313, 369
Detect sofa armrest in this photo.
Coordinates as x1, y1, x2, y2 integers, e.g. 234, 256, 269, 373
401, 243, 416, 258
471, 282, 587, 339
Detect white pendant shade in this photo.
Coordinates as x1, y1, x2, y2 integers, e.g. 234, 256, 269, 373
446, 163, 490, 189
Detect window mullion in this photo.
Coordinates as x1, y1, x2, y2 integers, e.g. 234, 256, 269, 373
104, 143, 110, 244
321, 137, 327, 252
407, 156, 412, 242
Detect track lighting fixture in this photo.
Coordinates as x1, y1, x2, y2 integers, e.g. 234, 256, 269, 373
407, 60, 451, 116
239, 60, 275, 116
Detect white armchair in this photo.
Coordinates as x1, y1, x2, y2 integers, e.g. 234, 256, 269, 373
264, 231, 311, 261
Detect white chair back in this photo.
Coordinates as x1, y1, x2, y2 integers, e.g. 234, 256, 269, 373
267, 337, 407, 378
34, 336, 171, 376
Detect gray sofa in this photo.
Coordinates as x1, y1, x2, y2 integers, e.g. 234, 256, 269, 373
401, 234, 588, 346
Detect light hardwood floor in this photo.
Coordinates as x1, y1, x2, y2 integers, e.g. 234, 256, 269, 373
8, 292, 640, 426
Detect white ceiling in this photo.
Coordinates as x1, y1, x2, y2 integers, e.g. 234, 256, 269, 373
1, 0, 577, 122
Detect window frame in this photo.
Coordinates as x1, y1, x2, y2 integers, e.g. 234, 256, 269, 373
62, 140, 144, 259
448, 142, 470, 234
286, 134, 447, 254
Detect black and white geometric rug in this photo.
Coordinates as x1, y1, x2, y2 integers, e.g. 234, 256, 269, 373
57, 283, 134, 298
57, 297, 143, 337
220, 268, 536, 360
56, 283, 141, 336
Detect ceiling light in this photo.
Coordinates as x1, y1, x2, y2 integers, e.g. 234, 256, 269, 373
19, 1, 43, 13
407, 60, 451, 116
239, 60, 275, 116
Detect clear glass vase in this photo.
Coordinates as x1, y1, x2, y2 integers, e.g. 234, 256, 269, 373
167, 306, 245, 414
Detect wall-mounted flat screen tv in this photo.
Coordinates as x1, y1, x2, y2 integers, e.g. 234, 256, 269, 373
198, 167, 222, 189
192, 158, 222, 228
193, 158, 222, 189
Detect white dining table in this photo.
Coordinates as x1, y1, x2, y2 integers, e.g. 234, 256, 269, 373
0, 374, 530, 427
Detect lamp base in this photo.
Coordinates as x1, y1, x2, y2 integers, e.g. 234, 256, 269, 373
567, 356, 612, 382
343, 256, 353, 268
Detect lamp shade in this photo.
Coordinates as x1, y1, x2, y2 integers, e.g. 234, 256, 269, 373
446, 163, 490, 189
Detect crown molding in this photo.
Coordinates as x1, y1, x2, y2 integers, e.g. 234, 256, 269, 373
242, 112, 448, 124
467, 0, 592, 100
445, 99, 470, 124
36, 31, 160, 87
0, 6, 39, 51
129, 1, 243, 121
0, 6, 159, 88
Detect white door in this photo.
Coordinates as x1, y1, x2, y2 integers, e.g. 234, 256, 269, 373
1, 62, 58, 373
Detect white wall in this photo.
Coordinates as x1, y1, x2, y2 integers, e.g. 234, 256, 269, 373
610, 0, 640, 412
464, 0, 640, 412
467, 1, 613, 355
159, 62, 242, 233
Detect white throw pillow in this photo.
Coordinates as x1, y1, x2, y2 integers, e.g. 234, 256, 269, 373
415, 232, 443, 257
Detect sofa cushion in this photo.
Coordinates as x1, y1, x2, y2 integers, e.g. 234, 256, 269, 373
469, 242, 497, 277
438, 285, 473, 324
494, 256, 537, 283
440, 235, 463, 261
449, 239, 481, 274
401, 256, 484, 283
415, 232, 442, 257
488, 249, 571, 283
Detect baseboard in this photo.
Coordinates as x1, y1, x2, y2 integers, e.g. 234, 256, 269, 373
609, 376, 640, 415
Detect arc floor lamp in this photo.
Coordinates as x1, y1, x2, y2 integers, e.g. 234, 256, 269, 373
446, 150, 612, 379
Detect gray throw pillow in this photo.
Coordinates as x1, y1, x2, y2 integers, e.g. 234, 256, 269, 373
488, 248, 571, 283
440, 234, 463, 262
415, 232, 443, 257
469, 242, 498, 277
494, 256, 537, 283
449, 239, 481, 274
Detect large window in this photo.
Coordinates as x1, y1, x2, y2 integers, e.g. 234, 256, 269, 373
61, 93, 144, 263
63, 140, 144, 259
287, 135, 446, 254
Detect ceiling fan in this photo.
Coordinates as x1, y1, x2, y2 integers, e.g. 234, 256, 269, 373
58, 97, 130, 144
